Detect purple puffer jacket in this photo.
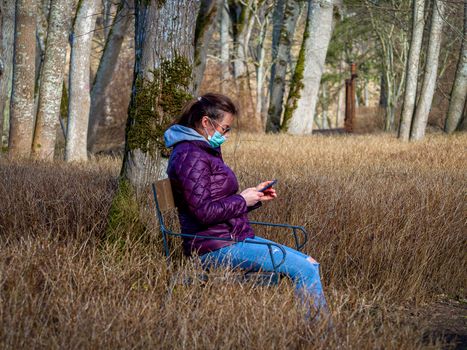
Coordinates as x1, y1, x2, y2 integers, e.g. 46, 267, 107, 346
166, 134, 259, 256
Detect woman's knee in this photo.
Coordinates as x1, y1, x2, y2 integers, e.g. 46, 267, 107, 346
306, 256, 319, 265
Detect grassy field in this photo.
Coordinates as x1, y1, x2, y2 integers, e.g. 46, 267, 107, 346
1, 133, 466, 349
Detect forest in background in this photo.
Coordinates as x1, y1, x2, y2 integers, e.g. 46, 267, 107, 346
0, 0, 466, 158
0, 0, 466, 348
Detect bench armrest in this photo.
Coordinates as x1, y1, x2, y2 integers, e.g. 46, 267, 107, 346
248, 221, 308, 251
163, 229, 287, 270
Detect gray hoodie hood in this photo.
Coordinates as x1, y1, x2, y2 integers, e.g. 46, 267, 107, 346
164, 124, 208, 148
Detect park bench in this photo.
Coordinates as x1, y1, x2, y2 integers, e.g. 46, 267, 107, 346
152, 179, 309, 286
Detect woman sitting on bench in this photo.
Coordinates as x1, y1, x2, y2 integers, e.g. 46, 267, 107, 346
164, 93, 329, 315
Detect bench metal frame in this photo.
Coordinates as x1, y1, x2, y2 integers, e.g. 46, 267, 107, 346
152, 180, 309, 282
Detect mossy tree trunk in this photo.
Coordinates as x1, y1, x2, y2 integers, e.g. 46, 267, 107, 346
283, 0, 334, 135
266, 0, 300, 133
65, 0, 98, 162
121, 0, 199, 197
193, 0, 221, 95
410, 0, 445, 141
0, 0, 15, 148
444, 0, 467, 134
8, 0, 37, 158
31, 0, 75, 160
87, 0, 133, 153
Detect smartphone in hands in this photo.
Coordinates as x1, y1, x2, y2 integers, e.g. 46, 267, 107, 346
258, 179, 277, 192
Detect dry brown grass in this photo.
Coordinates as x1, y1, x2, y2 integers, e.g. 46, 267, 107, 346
1, 133, 466, 349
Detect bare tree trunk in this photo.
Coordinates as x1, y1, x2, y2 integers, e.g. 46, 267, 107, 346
444, 0, 467, 134
399, 0, 426, 141
65, 0, 98, 162
193, 0, 221, 95
285, 0, 334, 135
267, 0, 285, 120
321, 81, 329, 129
8, 0, 37, 158
266, 0, 300, 132
255, 6, 269, 126
229, 0, 257, 129
220, 0, 230, 93
87, 0, 133, 152
230, 1, 251, 80
31, 0, 74, 160
0, 0, 15, 147
103, 0, 116, 40
121, 0, 199, 195
36, 0, 50, 83
0, 3, 3, 147
410, 0, 445, 141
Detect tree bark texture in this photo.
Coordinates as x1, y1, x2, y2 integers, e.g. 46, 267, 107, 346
227, 0, 258, 130
255, 5, 270, 126
8, 0, 36, 158
121, 0, 199, 195
444, 0, 467, 133
0, 0, 15, 147
266, 0, 300, 132
193, 0, 221, 95
286, 0, 334, 135
65, 0, 98, 161
399, 0, 426, 141
32, 0, 74, 160
267, 0, 285, 113
220, 0, 230, 92
103, 0, 116, 40
87, 0, 133, 152
36, 0, 50, 86
410, 0, 445, 140
229, 0, 252, 80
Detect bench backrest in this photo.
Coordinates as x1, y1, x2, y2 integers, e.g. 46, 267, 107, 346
154, 178, 176, 212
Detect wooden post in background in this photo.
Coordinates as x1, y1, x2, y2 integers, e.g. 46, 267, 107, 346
345, 62, 357, 132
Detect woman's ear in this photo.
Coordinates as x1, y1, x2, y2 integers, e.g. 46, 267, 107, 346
200, 115, 210, 129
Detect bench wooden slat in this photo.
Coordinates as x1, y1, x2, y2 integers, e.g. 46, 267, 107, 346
155, 178, 175, 211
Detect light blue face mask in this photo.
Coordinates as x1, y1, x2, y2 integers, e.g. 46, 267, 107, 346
207, 130, 226, 148
205, 118, 227, 148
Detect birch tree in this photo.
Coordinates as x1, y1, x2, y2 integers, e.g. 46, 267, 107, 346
399, 0, 426, 141
87, 0, 133, 152
444, 0, 467, 133
31, 0, 74, 160
65, 0, 98, 162
8, 0, 36, 158
120, 0, 199, 196
0, 0, 15, 147
411, 0, 445, 140
266, 0, 300, 132
283, 0, 334, 135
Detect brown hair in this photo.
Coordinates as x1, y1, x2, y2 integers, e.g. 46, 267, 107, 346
176, 93, 238, 128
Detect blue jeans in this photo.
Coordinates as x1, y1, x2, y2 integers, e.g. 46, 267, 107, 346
199, 236, 328, 313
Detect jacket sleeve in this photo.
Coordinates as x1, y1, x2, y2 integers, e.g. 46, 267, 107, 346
174, 152, 248, 225
247, 201, 262, 212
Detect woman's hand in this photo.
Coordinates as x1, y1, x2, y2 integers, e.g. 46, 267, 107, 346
255, 181, 277, 201
240, 188, 264, 206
